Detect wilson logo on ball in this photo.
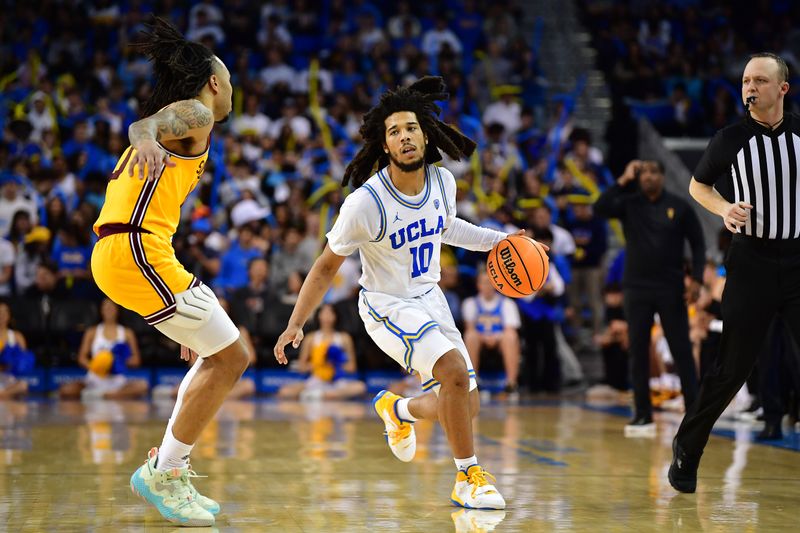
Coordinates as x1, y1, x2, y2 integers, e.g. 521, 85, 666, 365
486, 235, 550, 298
499, 247, 522, 287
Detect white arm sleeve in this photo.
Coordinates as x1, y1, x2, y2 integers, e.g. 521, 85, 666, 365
442, 217, 506, 251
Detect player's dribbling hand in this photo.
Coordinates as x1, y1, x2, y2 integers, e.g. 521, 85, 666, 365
274, 325, 304, 365
129, 139, 176, 181
722, 201, 752, 233
512, 229, 550, 252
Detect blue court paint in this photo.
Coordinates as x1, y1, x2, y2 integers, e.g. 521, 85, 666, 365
476, 434, 569, 467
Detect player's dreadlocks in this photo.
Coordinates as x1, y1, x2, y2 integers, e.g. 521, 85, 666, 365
131, 16, 216, 118
342, 76, 477, 188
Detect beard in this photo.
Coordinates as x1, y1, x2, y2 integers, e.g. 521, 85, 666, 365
388, 150, 425, 172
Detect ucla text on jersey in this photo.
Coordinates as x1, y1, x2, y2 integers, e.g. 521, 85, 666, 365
389, 216, 445, 249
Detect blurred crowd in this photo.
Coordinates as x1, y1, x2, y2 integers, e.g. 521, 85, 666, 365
580, 0, 800, 136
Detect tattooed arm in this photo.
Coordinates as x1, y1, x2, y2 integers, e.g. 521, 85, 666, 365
127, 99, 214, 181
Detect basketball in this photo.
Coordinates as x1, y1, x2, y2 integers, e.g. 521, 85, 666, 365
486, 235, 549, 298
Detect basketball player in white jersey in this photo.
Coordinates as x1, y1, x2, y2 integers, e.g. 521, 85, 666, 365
275, 77, 545, 509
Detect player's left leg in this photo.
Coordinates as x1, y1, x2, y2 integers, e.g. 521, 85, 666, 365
402, 388, 480, 422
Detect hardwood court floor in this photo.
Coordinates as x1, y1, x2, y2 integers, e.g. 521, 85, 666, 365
1, 398, 798, 532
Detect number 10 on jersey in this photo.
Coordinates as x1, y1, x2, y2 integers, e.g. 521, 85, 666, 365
410, 242, 434, 278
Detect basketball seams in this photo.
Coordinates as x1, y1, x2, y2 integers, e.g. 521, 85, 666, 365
506, 237, 535, 293
532, 241, 548, 290
493, 240, 526, 296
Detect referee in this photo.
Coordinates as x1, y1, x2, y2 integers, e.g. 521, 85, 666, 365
670, 52, 800, 493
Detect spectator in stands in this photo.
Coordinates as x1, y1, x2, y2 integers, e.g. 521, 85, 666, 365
277, 304, 365, 401
257, 13, 292, 51
462, 270, 522, 398
25, 259, 68, 300
387, 1, 421, 41
0, 233, 13, 298
422, 14, 462, 58
230, 257, 275, 345
471, 40, 514, 108
564, 194, 607, 340
179, 217, 221, 283
51, 213, 94, 297
14, 226, 50, 296
26, 91, 55, 142
270, 222, 315, 292
59, 299, 148, 400
0, 302, 32, 399
529, 204, 576, 258
259, 47, 296, 91
483, 86, 523, 138
518, 228, 565, 393
0, 173, 37, 238
232, 93, 272, 139
586, 283, 630, 403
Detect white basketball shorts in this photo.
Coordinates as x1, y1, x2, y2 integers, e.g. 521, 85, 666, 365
358, 286, 477, 394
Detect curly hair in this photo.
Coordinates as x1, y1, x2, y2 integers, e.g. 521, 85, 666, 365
342, 77, 477, 188
131, 16, 216, 118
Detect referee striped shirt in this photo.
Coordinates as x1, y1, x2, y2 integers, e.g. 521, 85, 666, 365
694, 112, 800, 239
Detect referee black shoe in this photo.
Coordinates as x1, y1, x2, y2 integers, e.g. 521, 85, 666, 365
668, 438, 701, 493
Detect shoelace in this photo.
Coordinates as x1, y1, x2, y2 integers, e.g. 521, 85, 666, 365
183, 466, 208, 498
386, 423, 412, 446
155, 469, 197, 509
467, 469, 497, 498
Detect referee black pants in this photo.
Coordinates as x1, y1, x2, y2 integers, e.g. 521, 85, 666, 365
676, 234, 800, 456
624, 287, 698, 419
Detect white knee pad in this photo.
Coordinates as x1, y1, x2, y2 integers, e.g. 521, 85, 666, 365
154, 285, 240, 358
170, 285, 217, 329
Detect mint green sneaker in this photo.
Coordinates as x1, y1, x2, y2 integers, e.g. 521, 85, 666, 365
185, 467, 220, 515
130, 447, 215, 526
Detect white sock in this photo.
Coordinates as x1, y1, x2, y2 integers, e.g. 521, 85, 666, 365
157, 428, 194, 471
454, 455, 478, 471
157, 358, 203, 472
395, 398, 417, 423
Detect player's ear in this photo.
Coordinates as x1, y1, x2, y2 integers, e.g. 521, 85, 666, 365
208, 75, 219, 94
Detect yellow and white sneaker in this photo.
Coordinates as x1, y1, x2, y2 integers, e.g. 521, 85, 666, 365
451, 508, 507, 532
372, 390, 416, 462
130, 447, 215, 526
451, 465, 506, 510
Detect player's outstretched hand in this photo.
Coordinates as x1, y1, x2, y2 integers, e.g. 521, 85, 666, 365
511, 229, 550, 252
274, 325, 304, 365
129, 139, 176, 181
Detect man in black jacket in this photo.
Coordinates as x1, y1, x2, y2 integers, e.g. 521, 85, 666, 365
595, 159, 705, 436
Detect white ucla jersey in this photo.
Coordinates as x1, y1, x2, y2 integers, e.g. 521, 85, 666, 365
326, 164, 457, 298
